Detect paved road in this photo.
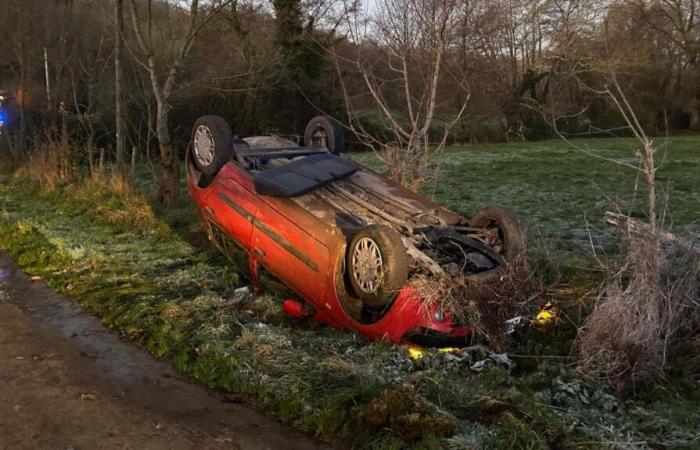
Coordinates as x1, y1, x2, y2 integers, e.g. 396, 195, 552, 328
0, 252, 328, 450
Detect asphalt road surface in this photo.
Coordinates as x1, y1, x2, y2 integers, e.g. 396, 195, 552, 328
0, 252, 328, 450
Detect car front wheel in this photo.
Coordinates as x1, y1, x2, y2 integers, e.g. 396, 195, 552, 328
347, 225, 409, 308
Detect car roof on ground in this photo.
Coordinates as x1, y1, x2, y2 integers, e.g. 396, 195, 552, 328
243, 135, 299, 150
253, 153, 359, 197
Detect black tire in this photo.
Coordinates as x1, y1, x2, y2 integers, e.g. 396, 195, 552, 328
191, 115, 234, 175
470, 207, 526, 262
304, 116, 345, 154
347, 225, 409, 308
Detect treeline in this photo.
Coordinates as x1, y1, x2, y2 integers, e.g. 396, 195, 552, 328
0, 0, 698, 200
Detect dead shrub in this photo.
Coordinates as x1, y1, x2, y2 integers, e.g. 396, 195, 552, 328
410, 273, 482, 331
410, 260, 536, 350
578, 232, 700, 390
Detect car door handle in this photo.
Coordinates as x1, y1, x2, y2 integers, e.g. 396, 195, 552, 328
253, 248, 265, 258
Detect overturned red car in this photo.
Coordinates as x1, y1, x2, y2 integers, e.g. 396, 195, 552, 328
186, 115, 526, 347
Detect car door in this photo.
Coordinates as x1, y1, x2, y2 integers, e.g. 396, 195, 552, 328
204, 168, 259, 277
251, 197, 330, 303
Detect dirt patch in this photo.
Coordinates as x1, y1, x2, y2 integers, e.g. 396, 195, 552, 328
0, 252, 328, 450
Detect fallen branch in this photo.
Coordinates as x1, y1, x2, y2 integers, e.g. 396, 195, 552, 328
604, 211, 699, 255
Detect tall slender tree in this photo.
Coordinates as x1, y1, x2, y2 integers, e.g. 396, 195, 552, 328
115, 0, 126, 167
128, 0, 230, 204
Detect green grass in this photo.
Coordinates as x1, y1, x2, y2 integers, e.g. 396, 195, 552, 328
353, 136, 700, 251
1, 136, 699, 448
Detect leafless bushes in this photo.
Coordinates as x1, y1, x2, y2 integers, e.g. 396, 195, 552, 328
578, 227, 699, 389
329, 0, 470, 189
544, 70, 700, 388
9, 126, 156, 232
468, 263, 537, 349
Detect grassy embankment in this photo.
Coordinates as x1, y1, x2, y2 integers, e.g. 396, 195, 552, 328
0, 137, 699, 448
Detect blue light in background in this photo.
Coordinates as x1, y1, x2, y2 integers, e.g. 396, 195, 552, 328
0, 110, 6, 122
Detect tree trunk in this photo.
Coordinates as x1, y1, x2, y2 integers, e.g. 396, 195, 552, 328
87, 145, 95, 177
60, 106, 72, 180
127, 0, 208, 204
159, 142, 179, 204
155, 98, 179, 204
145, 95, 152, 162
115, 0, 126, 166
18, 102, 26, 155
18, 70, 27, 154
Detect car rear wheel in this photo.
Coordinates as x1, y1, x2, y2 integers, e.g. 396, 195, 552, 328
192, 115, 234, 175
470, 207, 526, 262
347, 225, 409, 308
304, 116, 345, 154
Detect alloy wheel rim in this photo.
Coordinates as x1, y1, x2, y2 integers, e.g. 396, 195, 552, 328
194, 125, 215, 166
312, 126, 328, 148
352, 237, 383, 294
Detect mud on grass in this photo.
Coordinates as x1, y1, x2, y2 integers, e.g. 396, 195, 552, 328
1, 174, 699, 448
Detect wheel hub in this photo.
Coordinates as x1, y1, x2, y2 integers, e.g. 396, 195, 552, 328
311, 126, 328, 148
352, 237, 383, 294
193, 125, 215, 166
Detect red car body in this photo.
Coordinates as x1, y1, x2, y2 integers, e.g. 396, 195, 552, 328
186, 136, 474, 346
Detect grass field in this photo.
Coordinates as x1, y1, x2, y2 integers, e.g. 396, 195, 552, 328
355, 136, 700, 249
1, 136, 699, 448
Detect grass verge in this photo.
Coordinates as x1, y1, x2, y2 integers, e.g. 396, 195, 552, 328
1, 144, 699, 448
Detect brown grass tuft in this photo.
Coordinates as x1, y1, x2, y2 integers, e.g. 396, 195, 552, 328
14, 139, 76, 190
69, 171, 158, 232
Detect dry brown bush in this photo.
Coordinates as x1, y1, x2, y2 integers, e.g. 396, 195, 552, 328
11, 134, 156, 232
14, 139, 76, 190
578, 232, 700, 390
69, 171, 157, 232
410, 261, 536, 350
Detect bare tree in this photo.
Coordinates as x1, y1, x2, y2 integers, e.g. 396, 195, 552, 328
69, 17, 113, 174
127, 0, 230, 204
115, 0, 126, 167
330, 0, 470, 189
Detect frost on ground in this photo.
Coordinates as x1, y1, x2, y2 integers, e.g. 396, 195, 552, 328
0, 175, 699, 449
